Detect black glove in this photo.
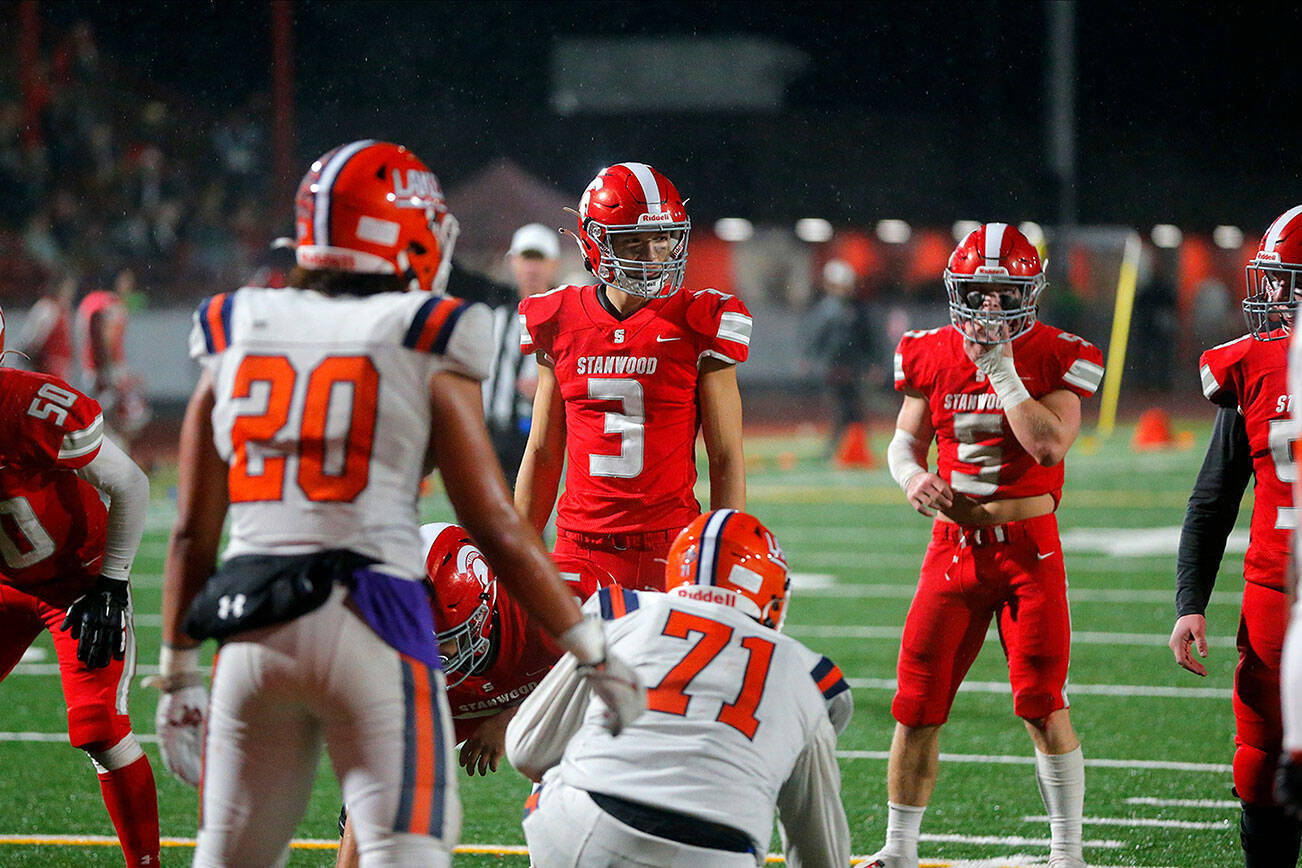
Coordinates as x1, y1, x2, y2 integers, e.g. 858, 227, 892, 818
60, 575, 130, 669
1278, 753, 1302, 822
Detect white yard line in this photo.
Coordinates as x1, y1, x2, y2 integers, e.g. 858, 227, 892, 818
795, 584, 1239, 605
847, 677, 1231, 699
1023, 814, 1230, 831
837, 750, 1231, 773
787, 624, 1239, 648
1126, 797, 1239, 809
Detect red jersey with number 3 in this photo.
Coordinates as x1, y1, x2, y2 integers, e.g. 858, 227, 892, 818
518, 285, 751, 535
893, 322, 1104, 503
1200, 332, 1292, 590
445, 588, 561, 743
0, 369, 107, 588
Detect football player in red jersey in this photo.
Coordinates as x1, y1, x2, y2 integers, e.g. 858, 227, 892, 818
1171, 205, 1302, 865
0, 305, 158, 867
515, 162, 750, 592
869, 224, 1103, 868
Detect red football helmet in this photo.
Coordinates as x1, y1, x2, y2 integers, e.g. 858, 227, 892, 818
944, 222, 1046, 344
0, 303, 6, 356
572, 162, 690, 299
422, 523, 497, 686
665, 510, 790, 631
1244, 204, 1302, 341
291, 140, 458, 293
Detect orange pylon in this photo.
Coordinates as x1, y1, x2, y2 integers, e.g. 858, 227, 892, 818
834, 422, 877, 468
1132, 408, 1177, 451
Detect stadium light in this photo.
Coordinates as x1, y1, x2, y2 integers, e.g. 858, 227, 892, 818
714, 218, 754, 242
1213, 225, 1244, 249
795, 218, 834, 243
1018, 222, 1046, 246
952, 220, 981, 242
1150, 224, 1183, 249
876, 219, 911, 244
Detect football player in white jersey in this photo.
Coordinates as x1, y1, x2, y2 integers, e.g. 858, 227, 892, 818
152, 140, 643, 868
506, 509, 852, 867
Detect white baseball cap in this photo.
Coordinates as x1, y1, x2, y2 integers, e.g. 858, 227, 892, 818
508, 223, 560, 260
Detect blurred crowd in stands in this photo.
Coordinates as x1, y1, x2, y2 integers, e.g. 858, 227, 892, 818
1, 20, 280, 307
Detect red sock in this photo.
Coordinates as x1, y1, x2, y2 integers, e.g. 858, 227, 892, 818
96, 754, 161, 867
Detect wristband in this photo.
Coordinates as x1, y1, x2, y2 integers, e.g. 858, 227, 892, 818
558, 617, 606, 666
974, 347, 1032, 409
886, 428, 927, 492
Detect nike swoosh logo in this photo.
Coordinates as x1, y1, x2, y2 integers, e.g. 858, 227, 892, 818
656, 335, 681, 342
1037, 552, 1056, 560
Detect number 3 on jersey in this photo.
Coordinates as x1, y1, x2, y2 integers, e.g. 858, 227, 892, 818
588, 377, 644, 478
647, 609, 775, 739
229, 354, 379, 503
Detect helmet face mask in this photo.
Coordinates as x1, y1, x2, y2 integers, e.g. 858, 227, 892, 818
425, 524, 498, 687
665, 510, 791, 631
944, 223, 1045, 345
575, 162, 690, 299
1243, 205, 1302, 341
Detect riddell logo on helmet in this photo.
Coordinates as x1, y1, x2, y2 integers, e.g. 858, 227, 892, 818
975, 266, 1010, 276
637, 212, 674, 224
673, 586, 739, 607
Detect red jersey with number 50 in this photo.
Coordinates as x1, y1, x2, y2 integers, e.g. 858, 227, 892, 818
894, 321, 1104, 503
1200, 332, 1292, 590
190, 287, 491, 578
518, 285, 751, 535
0, 369, 107, 588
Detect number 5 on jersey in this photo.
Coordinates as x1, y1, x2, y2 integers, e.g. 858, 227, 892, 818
228, 354, 379, 503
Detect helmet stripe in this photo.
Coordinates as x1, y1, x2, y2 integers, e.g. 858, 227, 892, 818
314, 139, 377, 248
983, 223, 1008, 266
624, 162, 663, 215
696, 509, 737, 587
1264, 204, 1302, 253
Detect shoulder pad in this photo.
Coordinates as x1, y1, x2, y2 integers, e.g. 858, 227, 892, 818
686, 289, 752, 364
596, 586, 641, 621
1199, 335, 1255, 404
403, 295, 473, 355
193, 292, 236, 355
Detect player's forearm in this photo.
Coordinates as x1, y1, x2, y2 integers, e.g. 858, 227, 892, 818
707, 450, 746, 510
75, 435, 148, 581
1004, 400, 1076, 466
513, 445, 562, 534
777, 726, 852, 868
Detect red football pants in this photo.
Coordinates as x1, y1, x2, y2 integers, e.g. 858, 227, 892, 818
893, 513, 1071, 727
0, 576, 134, 747
553, 528, 676, 593
1234, 581, 1288, 806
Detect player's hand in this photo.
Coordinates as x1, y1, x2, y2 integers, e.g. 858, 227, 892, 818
1277, 752, 1302, 821
459, 707, 519, 776
59, 575, 129, 669
965, 336, 1012, 369
1169, 613, 1209, 676
147, 679, 208, 788
579, 651, 645, 736
904, 471, 954, 517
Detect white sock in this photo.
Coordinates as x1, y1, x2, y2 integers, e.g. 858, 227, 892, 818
1035, 746, 1085, 860
881, 801, 926, 858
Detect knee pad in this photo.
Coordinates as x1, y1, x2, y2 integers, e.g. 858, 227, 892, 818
84, 733, 144, 774
68, 704, 131, 754
1236, 742, 1281, 806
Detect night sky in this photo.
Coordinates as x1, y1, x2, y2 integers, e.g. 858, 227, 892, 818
24, 1, 1302, 229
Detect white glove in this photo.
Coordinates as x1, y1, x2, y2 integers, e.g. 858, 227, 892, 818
143, 645, 207, 788
559, 618, 646, 735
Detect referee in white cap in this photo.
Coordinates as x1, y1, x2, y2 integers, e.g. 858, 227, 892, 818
484, 223, 561, 484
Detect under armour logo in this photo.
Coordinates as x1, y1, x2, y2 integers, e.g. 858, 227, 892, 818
217, 593, 247, 620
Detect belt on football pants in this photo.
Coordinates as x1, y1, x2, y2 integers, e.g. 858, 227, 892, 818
557, 527, 677, 552
587, 791, 755, 854
936, 514, 1051, 548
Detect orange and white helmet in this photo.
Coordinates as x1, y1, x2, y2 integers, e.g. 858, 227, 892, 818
422, 523, 497, 686
291, 140, 458, 293
666, 509, 790, 631
1244, 204, 1302, 341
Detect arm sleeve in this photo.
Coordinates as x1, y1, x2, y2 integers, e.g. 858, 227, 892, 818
74, 434, 149, 582
503, 651, 591, 781
776, 717, 851, 868
1175, 405, 1253, 616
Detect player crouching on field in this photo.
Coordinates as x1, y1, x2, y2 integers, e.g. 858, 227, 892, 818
505, 509, 852, 867
0, 304, 157, 867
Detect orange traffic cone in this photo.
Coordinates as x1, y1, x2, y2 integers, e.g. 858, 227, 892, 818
1132, 408, 1176, 451
834, 422, 877, 469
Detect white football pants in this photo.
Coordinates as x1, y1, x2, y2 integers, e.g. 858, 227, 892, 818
194, 585, 460, 868
523, 778, 758, 868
